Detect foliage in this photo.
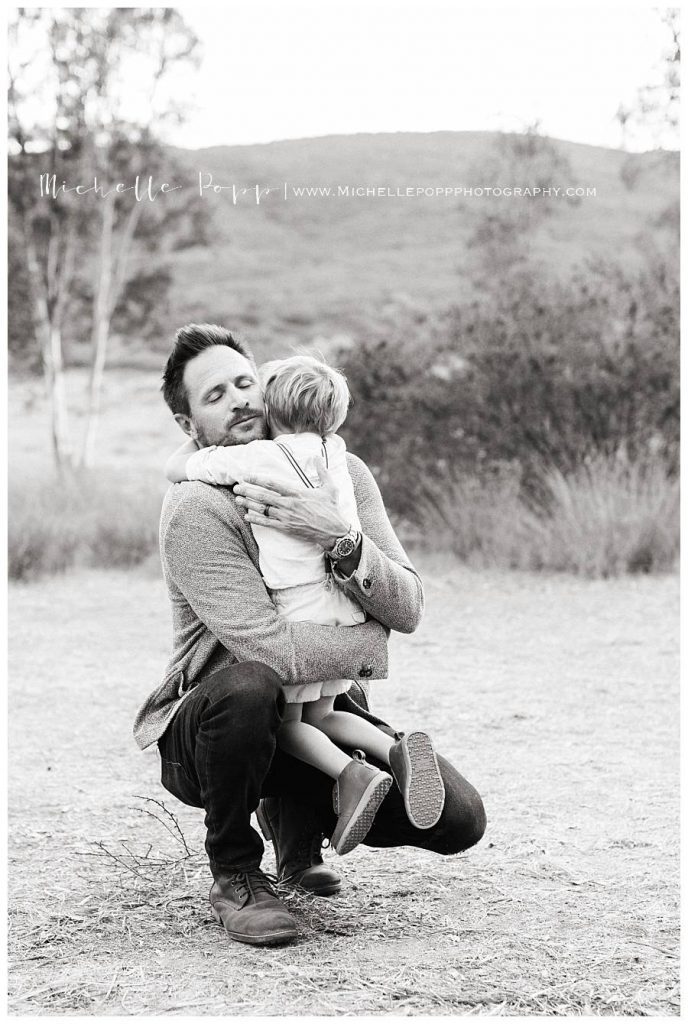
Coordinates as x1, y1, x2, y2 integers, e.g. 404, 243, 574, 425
465, 124, 579, 284
340, 256, 679, 523
8, 216, 40, 371
617, 7, 680, 151
7, 7, 203, 465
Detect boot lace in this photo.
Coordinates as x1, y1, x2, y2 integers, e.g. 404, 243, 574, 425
231, 868, 279, 901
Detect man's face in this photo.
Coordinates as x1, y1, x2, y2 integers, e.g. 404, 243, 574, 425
176, 345, 268, 447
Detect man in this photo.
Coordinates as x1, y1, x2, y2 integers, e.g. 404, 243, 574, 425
134, 323, 486, 947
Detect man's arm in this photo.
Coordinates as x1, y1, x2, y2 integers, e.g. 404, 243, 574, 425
332, 454, 424, 634
163, 487, 389, 684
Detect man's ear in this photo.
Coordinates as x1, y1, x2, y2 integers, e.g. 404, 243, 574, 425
174, 413, 197, 439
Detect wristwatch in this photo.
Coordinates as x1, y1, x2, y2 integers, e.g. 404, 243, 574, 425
328, 528, 361, 562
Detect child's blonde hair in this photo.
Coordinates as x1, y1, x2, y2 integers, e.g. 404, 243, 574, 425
259, 355, 350, 436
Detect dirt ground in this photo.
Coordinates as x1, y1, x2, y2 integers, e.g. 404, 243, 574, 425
8, 558, 679, 1016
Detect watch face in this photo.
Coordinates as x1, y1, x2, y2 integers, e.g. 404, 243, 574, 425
336, 537, 355, 557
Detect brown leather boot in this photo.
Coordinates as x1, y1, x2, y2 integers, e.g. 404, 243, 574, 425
209, 867, 298, 946
331, 751, 392, 856
256, 798, 342, 896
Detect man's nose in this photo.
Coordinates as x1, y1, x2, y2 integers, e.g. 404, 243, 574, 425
227, 386, 250, 410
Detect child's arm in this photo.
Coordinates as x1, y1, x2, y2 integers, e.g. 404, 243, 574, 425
166, 439, 274, 487
183, 443, 258, 486
165, 439, 200, 483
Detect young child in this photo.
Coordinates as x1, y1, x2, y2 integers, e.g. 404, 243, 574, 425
165, 355, 445, 855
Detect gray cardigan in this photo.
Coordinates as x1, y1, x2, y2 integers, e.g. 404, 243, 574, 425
133, 453, 424, 750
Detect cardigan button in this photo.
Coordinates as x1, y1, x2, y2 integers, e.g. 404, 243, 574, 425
358, 665, 373, 678
362, 577, 372, 590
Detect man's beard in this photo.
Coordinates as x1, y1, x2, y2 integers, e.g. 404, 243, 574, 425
194, 415, 268, 449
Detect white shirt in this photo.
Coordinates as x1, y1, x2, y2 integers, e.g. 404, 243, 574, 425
185, 432, 361, 590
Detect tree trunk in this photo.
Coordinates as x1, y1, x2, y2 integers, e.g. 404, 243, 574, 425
23, 215, 72, 468
49, 324, 72, 468
80, 196, 115, 467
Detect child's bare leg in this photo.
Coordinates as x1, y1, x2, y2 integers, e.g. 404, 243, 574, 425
278, 702, 351, 779
303, 696, 395, 764
281, 700, 394, 856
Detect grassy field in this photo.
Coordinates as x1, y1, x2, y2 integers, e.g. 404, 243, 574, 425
8, 558, 679, 1015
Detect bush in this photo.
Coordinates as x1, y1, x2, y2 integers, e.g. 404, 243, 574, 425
407, 451, 678, 578
526, 451, 680, 576
408, 461, 531, 568
340, 257, 679, 523
9, 469, 164, 581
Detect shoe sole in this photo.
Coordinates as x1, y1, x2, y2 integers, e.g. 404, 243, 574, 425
394, 731, 445, 830
210, 905, 298, 946
332, 772, 393, 856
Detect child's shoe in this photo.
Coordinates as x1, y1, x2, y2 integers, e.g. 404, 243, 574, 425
388, 731, 445, 829
331, 751, 392, 856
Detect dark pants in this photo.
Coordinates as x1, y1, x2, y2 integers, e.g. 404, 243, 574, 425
157, 661, 487, 873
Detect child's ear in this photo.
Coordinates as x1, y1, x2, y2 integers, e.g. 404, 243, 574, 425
174, 413, 196, 439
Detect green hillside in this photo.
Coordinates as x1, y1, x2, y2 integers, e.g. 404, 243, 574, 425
158, 131, 677, 360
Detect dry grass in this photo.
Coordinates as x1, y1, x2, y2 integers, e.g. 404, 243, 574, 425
10, 814, 680, 1016
8, 564, 679, 1015
528, 453, 680, 576
8, 466, 165, 582
413, 452, 679, 578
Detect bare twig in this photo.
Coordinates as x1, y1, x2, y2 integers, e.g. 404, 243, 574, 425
132, 795, 194, 857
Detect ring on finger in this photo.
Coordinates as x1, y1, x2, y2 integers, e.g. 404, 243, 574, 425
263, 504, 270, 517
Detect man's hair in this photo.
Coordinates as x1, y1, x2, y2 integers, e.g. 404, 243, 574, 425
259, 355, 350, 436
162, 323, 254, 416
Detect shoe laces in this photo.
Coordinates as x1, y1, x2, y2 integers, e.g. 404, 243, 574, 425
231, 868, 279, 900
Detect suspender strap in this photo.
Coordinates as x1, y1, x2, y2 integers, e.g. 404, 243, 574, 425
274, 442, 315, 488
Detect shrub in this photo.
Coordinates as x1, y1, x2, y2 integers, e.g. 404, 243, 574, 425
527, 451, 680, 576
409, 461, 532, 568
407, 451, 678, 578
9, 469, 164, 581
340, 257, 679, 523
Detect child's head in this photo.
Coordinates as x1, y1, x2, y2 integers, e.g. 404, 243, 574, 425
258, 355, 350, 437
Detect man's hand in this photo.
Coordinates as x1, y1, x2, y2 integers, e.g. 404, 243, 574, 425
233, 457, 351, 550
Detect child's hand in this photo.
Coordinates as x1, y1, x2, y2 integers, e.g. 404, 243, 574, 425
165, 438, 200, 484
